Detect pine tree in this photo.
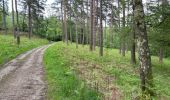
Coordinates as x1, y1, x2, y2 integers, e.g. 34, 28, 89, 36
99, 0, 103, 56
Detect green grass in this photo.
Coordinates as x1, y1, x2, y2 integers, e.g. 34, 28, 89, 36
44, 42, 170, 99
0, 35, 48, 66
44, 43, 101, 100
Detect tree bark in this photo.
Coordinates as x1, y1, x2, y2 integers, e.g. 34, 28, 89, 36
118, 0, 121, 54
61, 2, 65, 42
15, 0, 19, 32
131, 4, 136, 64
96, 0, 99, 47
158, 0, 167, 64
76, 20, 78, 49
69, 5, 72, 44
110, 25, 113, 48
131, 29, 136, 64
110, 2, 114, 48
93, 0, 97, 50
69, 27, 72, 44
81, 28, 84, 45
159, 47, 163, 63
104, 17, 107, 46
64, 0, 68, 45
15, 0, 20, 45
122, 1, 126, 56
81, 0, 85, 46
90, 0, 94, 51
2, 0, 7, 35
28, 4, 32, 39
133, 0, 153, 96
86, 0, 89, 44
99, 0, 103, 56
12, 0, 16, 38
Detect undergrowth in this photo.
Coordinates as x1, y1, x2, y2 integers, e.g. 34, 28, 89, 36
44, 42, 170, 100
44, 44, 101, 100
0, 35, 48, 66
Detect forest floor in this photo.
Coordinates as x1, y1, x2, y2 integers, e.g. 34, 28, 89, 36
44, 42, 170, 100
0, 35, 48, 66
0, 45, 50, 100
0, 38, 169, 100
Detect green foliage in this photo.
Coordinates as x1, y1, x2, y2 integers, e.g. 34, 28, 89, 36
119, 26, 131, 42
44, 43, 101, 100
148, 27, 170, 58
146, 1, 170, 58
45, 16, 62, 41
0, 12, 2, 28
0, 34, 48, 66
45, 42, 170, 99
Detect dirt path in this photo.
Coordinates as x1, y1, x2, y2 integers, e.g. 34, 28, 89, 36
0, 45, 50, 100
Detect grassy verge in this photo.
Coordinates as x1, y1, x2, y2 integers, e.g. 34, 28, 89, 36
44, 43, 101, 100
44, 42, 170, 99
0, 35, 48, 66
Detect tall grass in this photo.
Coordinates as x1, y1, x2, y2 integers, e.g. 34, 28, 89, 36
44, 42, 170, 99
0, 35, 48, 66
44, 44, 101, 100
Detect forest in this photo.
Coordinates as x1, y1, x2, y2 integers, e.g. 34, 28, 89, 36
0, 0, 170, 100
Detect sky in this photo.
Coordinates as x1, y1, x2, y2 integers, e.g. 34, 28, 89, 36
9, 0, 55, 11
8, 0, 55, 17
8, 0, 147, 17
9, 0, 147, 11
46, 0, 55, 5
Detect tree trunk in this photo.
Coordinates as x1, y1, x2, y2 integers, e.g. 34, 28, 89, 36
110, 2, 114, 48
81, 28, 84, 45
97, 26, 100, 46
69, 9, 72, 44
81, 0, 85, 46
28, 5, 32, 39
69, 27, 72, 44
90, 0, 94, 51
2, 0, 7, 35
122, 40, 126, 56
15, 0, 19, 32
15, 0, 20, 45
64, 0, 68, 45
158, 0, 167, 64
96, 0, 99, 47
131, 29, 136, 64
104, 17, 107, 46
110, 24, 113, 48
12, 0, 16, 38
131, 6, 136, 64
76, 20, 78, 49
61, 2, 65, 42
118, 0, 121, 54
93, 0, 97, 50
159, 47, 163, 63
119, 43, 122, 54
133, 0, 153, 96
99, 0, 103, 56
86, 0, 89, 44
126, 43, 129, 53
122, 1, 126, 56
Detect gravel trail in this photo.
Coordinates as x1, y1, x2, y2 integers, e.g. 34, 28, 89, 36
0, 45, 50, 100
